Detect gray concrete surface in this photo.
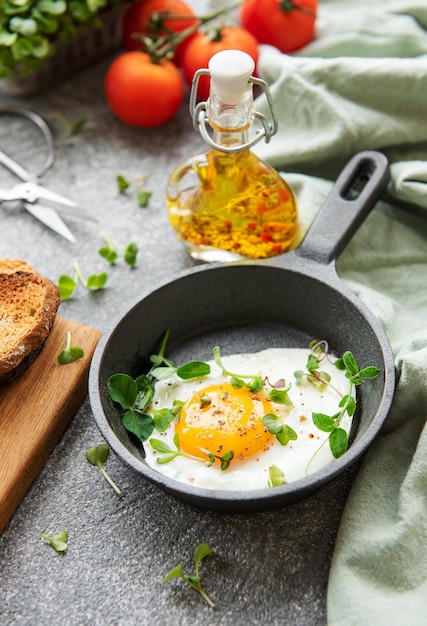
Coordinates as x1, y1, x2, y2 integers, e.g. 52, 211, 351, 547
0, 54, 358, 626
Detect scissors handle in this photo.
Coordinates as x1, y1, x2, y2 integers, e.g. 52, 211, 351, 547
0, 105, 55, 179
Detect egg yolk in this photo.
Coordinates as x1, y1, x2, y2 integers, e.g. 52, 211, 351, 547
175, 382, 274, 462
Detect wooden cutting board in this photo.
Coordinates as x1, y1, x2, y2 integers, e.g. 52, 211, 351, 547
0, 316, 102, 534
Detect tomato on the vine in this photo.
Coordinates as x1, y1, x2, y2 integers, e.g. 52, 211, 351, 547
104, 51, 184, 128
121, 0, 198, 61
180, 26, 259, 101
240, 0, 317, 53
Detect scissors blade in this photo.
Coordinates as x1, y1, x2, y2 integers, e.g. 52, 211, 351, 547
24, 202, 76, 243
10, 182, 96, 221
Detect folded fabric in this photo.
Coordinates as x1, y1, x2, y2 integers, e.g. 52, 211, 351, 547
253, 1, 427, 624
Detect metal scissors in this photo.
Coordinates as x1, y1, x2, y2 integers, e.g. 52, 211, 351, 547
0, 105, 93, 243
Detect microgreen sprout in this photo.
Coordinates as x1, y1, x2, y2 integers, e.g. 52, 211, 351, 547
262, 413, 298, 446
268, 465, 286, 488
296, 342, 380, 463
150, 434, 234, 470
163, 543, 215, 608
86, 444, 122, 495
57, 331, 84, 364
213, 346, 293, 404
213, 346, 264, 392
149, 330, 211, 381
99, 234, 139, 267
117, 173, 152, 207
107, 330, 211, 442
52, 111, 86, 135
41, 530, 68, 554
58, 259, 107, 300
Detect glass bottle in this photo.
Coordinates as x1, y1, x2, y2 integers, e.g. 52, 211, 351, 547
166, 49, 297, 263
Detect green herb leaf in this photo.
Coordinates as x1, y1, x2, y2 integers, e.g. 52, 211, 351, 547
219, 450, 234, 471
358, 365, 381, 380
263, 413, 298, 446
123, 410, 154, 441
151, 366, 177, 380
153, 408, 175, 432
124, 243, 138, 267
312, 412, 336, 433
150, 438, 175, 454
98, 246, 118, 265
58, 274, 77, 300
86, 272, 108, 290
163, 543, 215, 608
176, 361, 210, 380
294, 370, 304, 385
117, 174, 130, 192
41, 530, 68, 554
268, 464, 285, 487
249, 376, 264, 393
162, 562, 183, 582
268, 386, 293, 405
86, 442, 109, 465
108, 373, 138, 409
57, 331, 84, 364
194, 543, 214, 574
329, 427, 348, 458
137, 188, 152, 208
262, 413, 283, 435
230, 376, 246, 389
86, 443, 122, 495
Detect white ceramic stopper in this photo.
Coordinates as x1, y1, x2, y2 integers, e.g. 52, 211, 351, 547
208, 50, 255, 103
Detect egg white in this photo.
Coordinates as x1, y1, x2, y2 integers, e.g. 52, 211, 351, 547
143, 348, 355, 491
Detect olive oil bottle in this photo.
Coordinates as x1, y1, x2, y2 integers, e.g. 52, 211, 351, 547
167, 49, 297, 262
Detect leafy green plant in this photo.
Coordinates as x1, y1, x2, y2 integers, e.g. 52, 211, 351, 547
41, 530, 68, 553
57, 330, 84, 364
268, 464, 285, 488
99, 234, 139, 267
150, 433, 234, 471
117, 174, 152, 208
107, 331, 210, 444
86, 443, 122, 495
0, 0, 123, 78
163, 543, 215, 608
58, 258, 107, 300
295, 341, 380, 462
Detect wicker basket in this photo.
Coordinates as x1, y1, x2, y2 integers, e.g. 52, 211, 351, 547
0, 4, 126, 96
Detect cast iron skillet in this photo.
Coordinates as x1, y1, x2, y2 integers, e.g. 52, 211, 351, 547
89, 150, 395, 514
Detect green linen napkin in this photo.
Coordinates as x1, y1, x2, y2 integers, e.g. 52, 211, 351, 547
253, 1, 427, 624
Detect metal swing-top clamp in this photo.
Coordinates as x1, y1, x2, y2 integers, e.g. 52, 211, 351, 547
189, 51, 279, 155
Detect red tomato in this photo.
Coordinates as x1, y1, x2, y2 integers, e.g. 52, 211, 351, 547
180, 27, 259, 101
240, 0, 317, 53
121, 0, 198, 62
104, 51, 184, 128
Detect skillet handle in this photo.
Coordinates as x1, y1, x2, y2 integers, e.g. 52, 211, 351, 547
295, 150, 390, 266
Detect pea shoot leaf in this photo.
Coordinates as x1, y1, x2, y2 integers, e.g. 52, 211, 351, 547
86, 272, 108, 290
176, 361, 211, 380
268, 464, 285, 488
107, 373, 138, 409
41, 530, 68, 554
329, 427, 348, 458
86, 443, 122, 495
58, 274, 77, 300
123, 410, 154, 441
312, 412, 336, 433
162, 543, 215, 608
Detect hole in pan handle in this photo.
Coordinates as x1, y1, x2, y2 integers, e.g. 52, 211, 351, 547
295, 150, 390, 266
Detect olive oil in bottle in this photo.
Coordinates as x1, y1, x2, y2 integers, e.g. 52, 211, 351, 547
167, 50, 297, 262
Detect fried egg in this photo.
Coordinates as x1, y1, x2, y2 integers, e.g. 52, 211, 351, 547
143, 348, 355, 491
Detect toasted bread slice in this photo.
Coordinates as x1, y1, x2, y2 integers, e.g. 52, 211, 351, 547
0, 260, 60, 383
